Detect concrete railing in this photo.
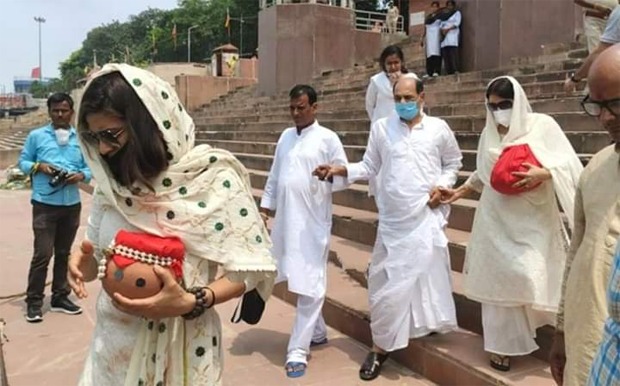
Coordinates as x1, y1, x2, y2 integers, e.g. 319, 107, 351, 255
354, 9, 404, 34
261, 0, 354, 9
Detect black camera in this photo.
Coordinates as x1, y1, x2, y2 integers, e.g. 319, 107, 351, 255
49, 166, 70, 188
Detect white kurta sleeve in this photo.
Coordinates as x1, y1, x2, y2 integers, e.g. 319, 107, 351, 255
329, 134, 350, 192
464, 170, 484, 193
86, 189, 109, 263
436, 125, 462, 188
347, 122, 382, 182
260, 134, 283, 211
365, 79, 378, 121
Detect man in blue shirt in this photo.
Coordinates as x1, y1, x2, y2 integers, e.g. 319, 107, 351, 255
18, 93, 92, 323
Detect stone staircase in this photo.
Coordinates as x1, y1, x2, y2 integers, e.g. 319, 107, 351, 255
0, 111, 48, 169
190, 39, 601, 385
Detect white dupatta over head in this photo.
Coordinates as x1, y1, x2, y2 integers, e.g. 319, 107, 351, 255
77, 64, 276, 386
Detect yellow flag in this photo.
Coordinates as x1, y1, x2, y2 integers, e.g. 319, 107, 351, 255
225, 8, 230, 29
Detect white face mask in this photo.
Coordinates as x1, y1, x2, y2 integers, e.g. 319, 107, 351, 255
492, 109, 513, 127
55, 128, 71, 146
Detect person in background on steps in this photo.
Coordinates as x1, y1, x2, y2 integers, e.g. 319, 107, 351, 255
314, 74, 461, 382
365, 45, 413, 197
550, 45, 620, 386
440, 76, 583, 372
564, 4, 620, 93
386, 2, 400, 34
366, 45, 409, 125
440, 0, 461, 75
259, 85, 349, 379
18, 92, 92, 323
575, 0, 615, 54
422, 1, 443, 78
67, 64, 276, 385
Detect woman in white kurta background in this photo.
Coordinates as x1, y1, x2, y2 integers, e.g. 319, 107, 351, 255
441, 76, 583, 372
365, 45, 413, 196
365, 45, 408, 124
68, 64, 276, 386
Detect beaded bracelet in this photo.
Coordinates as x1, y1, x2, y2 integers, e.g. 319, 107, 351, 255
182, 286, 215, 320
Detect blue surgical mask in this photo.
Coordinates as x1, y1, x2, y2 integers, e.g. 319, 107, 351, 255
395, 101, 419, 121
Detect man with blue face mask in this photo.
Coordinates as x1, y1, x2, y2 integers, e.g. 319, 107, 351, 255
313, 74, 462, 381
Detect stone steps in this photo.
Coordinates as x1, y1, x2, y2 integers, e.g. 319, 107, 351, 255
326, 234, 555, 363
273, 239, 555, 386
197, 111, 597, 134
200, 129, 609, 155
199, 78, 585, 115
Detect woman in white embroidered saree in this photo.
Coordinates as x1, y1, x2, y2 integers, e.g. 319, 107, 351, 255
67, 64, 276, 386
440, 76, 582, 372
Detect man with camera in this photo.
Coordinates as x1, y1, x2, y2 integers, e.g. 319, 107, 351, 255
18, 93, 91, 323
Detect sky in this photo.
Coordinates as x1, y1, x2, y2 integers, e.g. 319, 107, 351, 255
0, 0, 179, 93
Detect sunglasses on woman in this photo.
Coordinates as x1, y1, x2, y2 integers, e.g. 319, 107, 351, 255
486, 100, 513, 111
81, 127, 125, 146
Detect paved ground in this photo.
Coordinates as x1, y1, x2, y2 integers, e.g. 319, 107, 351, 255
0, 188, 432, 386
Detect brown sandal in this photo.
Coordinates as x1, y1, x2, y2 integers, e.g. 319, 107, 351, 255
490, 354, 510, 372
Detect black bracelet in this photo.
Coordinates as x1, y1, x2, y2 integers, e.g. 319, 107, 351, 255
182, 286, 215, 320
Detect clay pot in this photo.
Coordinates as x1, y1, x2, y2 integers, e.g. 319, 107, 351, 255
101, 259, 166, 299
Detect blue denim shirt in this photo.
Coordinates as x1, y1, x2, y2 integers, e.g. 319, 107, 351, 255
19, 123, 92, 206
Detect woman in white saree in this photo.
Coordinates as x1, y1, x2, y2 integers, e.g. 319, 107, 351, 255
441, 76, 583, 371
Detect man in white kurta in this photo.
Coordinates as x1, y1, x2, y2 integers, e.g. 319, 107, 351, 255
260, 85, 348, 378
315, 75, 461, 381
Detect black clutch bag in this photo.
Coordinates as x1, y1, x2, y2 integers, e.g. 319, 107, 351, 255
230, 289, 266, 325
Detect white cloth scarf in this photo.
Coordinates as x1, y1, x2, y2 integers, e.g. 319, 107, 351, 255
77, 63, 276, 385
476, 76, 583, 230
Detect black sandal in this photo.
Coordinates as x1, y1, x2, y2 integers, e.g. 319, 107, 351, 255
489, 354, 510, 372
359, 351, 389, 381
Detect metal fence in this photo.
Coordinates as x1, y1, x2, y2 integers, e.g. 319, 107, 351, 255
261, 0, 354, 9
354, 9, 404, 33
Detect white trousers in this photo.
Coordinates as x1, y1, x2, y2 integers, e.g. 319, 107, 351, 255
584, 15, 607, 53
482, 303, 554, 356
287, 294, 328, 364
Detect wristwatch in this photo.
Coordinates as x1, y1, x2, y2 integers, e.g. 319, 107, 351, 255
570, 73, 582, 83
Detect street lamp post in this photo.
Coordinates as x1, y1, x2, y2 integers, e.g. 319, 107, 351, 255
187, 25, 199, 63
34, 16, 46, 81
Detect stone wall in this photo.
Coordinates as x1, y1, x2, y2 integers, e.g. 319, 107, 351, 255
175, 75, 257, 111
258, 3, 407, 96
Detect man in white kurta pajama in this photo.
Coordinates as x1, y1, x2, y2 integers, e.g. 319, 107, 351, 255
315, 75, 461, 381
260, 85, 348, 378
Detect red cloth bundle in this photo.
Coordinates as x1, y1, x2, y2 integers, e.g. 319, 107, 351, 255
490, 144, 543, 195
